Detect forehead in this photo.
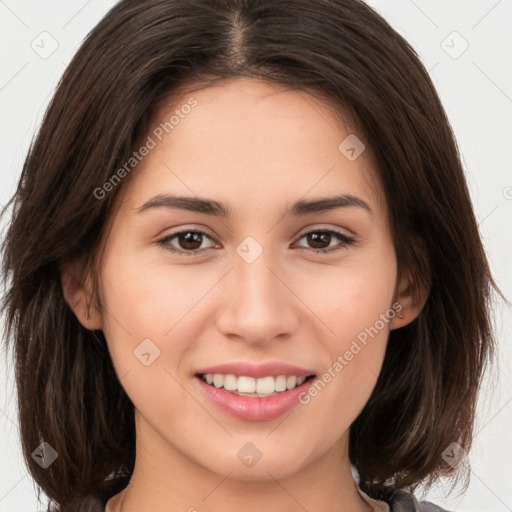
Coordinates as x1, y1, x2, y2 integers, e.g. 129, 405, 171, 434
118, 77, 387, 222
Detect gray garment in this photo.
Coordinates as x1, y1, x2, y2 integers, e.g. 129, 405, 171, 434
49, 476, 453, 511
389, 489, 452, 511
353, 464, 452, 511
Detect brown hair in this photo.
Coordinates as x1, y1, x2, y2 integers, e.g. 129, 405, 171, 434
1, 0, 506, 509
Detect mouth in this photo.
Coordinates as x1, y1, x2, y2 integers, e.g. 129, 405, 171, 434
196, 373, 317, 397
193, 371, 317, 421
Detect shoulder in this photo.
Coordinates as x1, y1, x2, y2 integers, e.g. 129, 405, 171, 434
391, 489, 454, 512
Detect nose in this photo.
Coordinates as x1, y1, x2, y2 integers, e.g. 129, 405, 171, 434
215, 246, 299, 346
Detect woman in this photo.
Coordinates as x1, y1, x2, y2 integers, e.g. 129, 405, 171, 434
1, 1, 504, 511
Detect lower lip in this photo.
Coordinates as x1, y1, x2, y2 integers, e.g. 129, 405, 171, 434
194, 375, 315, 422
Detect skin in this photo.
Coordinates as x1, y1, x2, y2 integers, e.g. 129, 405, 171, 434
62, 77, 426, 512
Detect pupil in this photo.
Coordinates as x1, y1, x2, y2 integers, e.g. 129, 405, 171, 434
181, 232, 202, 250
308, 232, 329, 249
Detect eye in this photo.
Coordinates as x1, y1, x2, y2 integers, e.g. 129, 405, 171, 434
294, 229, 356, 254
156, 228, 356, 256
157, 229, 216, 256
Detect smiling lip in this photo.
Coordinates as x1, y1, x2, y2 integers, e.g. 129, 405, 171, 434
194, 361, 315, 378
193, 361, 316, 422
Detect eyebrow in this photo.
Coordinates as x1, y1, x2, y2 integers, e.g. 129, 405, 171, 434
136, 193, 373, 217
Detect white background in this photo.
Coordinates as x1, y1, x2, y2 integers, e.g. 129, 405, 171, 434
0, 1, 511, 511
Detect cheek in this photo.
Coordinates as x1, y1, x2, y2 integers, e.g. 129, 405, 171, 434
97, 244, 225, 404
293, 250, 396, 416
294, 244, 396, 347
97, 248, 203, 425
99, 245, 203, 343
96, 245, 170, 376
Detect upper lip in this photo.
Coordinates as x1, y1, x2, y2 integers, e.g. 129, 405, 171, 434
195, 361, 316, 379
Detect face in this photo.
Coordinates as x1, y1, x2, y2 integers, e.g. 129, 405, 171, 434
74, 77, 408, 482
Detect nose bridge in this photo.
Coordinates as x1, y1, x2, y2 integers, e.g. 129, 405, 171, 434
216, 238, 297, 343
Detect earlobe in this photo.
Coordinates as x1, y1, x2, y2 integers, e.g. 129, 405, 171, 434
390, 270, 430, 330
60, 260, 103, 330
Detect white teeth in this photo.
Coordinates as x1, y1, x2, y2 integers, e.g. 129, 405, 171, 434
223, 374, 238, 391
213, 374, 224, 388
286, 375, 297, 389
256, 376, 275, 394
275, 375, 287, 392
238, 376, 256, 393
201, 373, 311, 395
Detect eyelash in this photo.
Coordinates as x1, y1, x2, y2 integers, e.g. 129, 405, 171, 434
156, 228, 356, 256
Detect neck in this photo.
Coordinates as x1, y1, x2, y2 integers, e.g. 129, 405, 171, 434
108, 415, 374, 512
111, 448, 374, 512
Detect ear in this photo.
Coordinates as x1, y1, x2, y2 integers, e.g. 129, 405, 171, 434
390, 268, 430, 330
60, 259, 103, 330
